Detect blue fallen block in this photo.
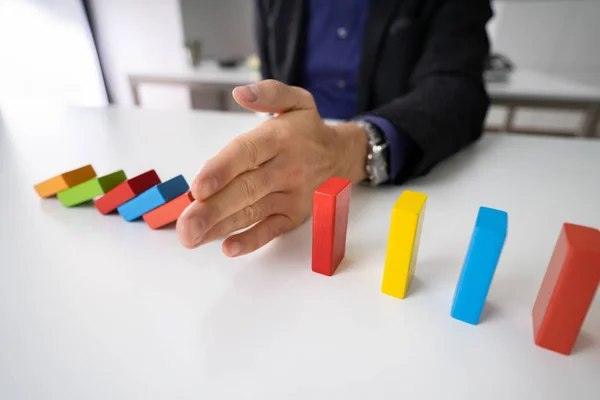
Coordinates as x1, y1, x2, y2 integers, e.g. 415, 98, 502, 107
451, 206, 508, 325
117, 175, 189, 222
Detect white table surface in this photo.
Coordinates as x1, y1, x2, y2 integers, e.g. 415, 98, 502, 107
1, 107, 599, 399
130, 62, 600, 103
487, 69, 600, 102
129, 60, 259, 86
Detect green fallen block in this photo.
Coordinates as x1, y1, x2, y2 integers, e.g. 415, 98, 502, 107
57, 170, 127, 207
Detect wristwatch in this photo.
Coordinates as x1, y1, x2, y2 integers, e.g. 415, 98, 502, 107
354, 120, 390, 186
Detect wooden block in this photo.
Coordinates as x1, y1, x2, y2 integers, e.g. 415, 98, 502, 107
94, 170, 161, 214
34, 165, 96, 198
117, 175, 189, 222
57, 170, 127, 207
451, 207, 508, 325
532, 223, 600, 355
312, 177, 352, 276
381, 190, 427, 299
143, 191, 194, 229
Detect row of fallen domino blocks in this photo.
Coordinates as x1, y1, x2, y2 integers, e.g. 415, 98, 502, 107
34, 165, 193, 229
312, 177, 600, 356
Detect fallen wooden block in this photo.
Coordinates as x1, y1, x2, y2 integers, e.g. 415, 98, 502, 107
312, 177, 352, 276
57, 170, 127, 207
143, 191, 194, 229
381, 190, 427, 299
532, 223, 600, 355
34, 165, 96, 198
94, 170, 161, 214
117, 175, 189, 222
451, 207, 508, 325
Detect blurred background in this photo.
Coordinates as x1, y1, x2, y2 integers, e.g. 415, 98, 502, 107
0, 0, 599, 137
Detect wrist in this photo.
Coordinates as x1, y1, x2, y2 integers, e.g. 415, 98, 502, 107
330, 122, 368, 183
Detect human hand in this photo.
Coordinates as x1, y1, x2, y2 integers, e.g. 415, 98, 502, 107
177, 80, 368, 257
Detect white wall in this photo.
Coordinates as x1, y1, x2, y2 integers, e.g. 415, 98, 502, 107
487, 0, 600, 134
0, 0, 107, 112
88, 0, 190, 109
493, 0, 600, 88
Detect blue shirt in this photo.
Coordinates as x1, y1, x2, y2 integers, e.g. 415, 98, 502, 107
304, 0, 406, 181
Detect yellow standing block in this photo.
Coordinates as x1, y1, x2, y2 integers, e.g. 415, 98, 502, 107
381, 190, 428, 299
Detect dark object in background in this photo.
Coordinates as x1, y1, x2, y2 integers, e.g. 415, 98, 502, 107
185, 40, 202, 68
218, 58, 244, 69
484, 53, 514, 83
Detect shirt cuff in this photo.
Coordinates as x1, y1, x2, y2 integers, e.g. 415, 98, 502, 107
357, 115, 406, 182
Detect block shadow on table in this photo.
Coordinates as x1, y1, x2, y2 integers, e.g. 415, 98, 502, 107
571, 331, 598, 355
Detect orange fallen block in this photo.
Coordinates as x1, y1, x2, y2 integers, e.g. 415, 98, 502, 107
142, 191, 194, 229
34, 165, 97, 198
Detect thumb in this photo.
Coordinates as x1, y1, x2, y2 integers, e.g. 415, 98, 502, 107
232, 79, 316, 114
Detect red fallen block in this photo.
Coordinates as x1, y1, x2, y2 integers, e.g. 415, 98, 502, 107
532, 223, 600, 355
312, 177, 352, 276
94, 170, 161, 214
143, 191, 194, 229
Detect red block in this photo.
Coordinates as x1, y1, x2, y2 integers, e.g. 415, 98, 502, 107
532, 223, 600, 355
94, 170, 161, 214
312, 177, 352, 276
143, 191, 194, 229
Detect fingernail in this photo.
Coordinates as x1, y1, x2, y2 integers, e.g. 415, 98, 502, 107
227, 241, 243, 257
234, 85, 259, 103
196, 176, 218, 200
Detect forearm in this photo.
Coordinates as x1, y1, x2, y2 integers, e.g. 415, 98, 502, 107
330, 122, 368, 184
368, 74, 488, 180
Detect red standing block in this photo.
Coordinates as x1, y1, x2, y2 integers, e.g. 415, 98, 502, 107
94, 170, 161, 214
532, 223, 600, 355
143, 191, 194, 229
312, 177, 352, 276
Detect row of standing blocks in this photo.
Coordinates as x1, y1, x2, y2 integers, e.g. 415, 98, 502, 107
34, 165, 193, 229
311, 177, 600, 357
34, 168, 600, 356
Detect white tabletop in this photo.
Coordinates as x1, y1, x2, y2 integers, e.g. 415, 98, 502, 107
487, 69, 600, 102
129, 60, 259, 86
130, 62, 600, 103
1, 107, 599, 399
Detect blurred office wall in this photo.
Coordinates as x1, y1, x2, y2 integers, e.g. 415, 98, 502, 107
489, 0, 600, 134
0, 0, 107, 111
88, 0, 190, 109
180, 0, 255, 61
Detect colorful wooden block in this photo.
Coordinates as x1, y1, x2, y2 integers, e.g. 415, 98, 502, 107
57, 170, 127, 207
312, 177, 352, 276
94, 170, 161, 214
381, 190, 427, 299
143, 191, 194, 229
34, 165, 96, 198
117, 175, 189, 222
532, 223, 600, 355
451, 207, 508, 325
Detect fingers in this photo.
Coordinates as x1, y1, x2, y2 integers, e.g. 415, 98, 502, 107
232, 79, 316, 115
222, 214, 295, 257
177, 163, 278, 248
192, 125, 280, 200
187, 192, 287, 248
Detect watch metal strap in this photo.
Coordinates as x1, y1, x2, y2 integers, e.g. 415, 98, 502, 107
355, 120, 390, 186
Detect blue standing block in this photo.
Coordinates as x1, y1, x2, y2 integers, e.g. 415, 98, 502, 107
117, 175, 189, 221
451, 207, 508, 325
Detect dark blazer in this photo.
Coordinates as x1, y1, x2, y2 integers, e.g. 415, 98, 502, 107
254, 0, 493, 183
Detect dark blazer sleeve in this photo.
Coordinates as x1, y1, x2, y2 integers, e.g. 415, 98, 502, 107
254, 0, 272, 80
368, 0, 492, 183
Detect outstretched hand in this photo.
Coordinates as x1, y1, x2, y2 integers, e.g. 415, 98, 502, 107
177, 80, 367, 257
